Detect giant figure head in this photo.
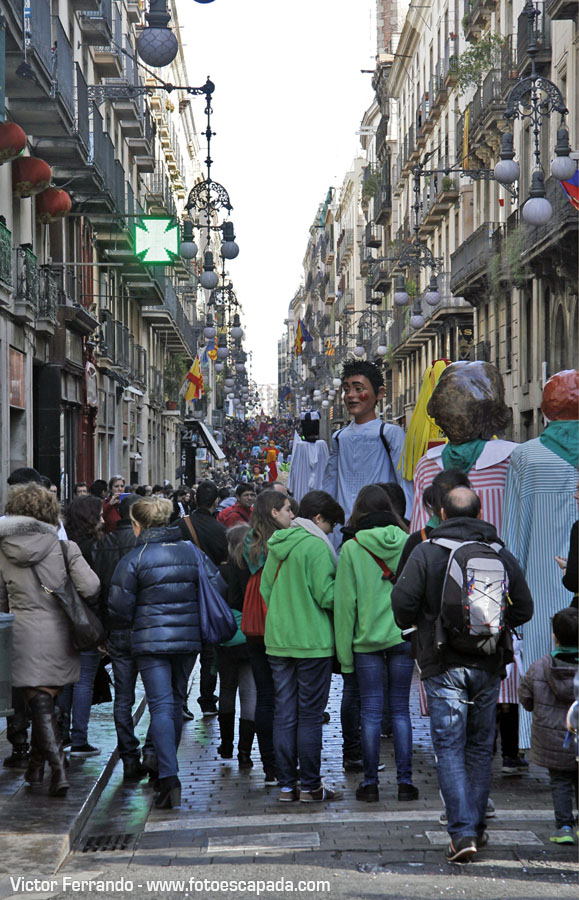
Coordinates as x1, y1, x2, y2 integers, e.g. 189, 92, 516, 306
426, 361, 511, 444
541, 370, 579, 421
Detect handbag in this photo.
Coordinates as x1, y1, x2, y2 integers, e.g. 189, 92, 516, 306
240, 561, 283, 639
33, 542, 105, 652
191, 544, 237, 645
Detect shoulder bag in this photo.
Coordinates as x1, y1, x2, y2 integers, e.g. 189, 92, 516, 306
190, 543, 237, 645
33, 542, 105, 651
240, 561, 283, 639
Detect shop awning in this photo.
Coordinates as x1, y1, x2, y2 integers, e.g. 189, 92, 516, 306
184, 419, 225, 461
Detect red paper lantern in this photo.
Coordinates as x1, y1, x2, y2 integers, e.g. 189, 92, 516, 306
12, 157, 52, 198
0, 122, 27, 165
36, 188, 72, 224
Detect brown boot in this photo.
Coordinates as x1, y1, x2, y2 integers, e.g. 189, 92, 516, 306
28, 693, 69, 797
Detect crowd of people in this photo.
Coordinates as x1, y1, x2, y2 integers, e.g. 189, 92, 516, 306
0, 360, 577, 864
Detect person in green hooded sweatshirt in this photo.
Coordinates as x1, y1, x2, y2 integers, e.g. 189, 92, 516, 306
261, 490, 345, 803
335, 483, 417, 803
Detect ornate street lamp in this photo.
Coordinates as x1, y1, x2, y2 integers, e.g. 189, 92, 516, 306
136, 1, 178, 68
494, 0, 575, 225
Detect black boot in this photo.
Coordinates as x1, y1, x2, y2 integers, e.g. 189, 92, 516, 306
154, 775, 181, 809
217, 713, 235, 759
237, 718, 255, 769
24, 718, 45, 785
28, 693, 69, 797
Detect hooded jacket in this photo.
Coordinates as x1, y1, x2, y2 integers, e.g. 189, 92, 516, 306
335, 524, 408, 673
0, 516, 100, 687
217, 502, 252, 529
391, 517, 534, 679
261, 524, 336, 658
91, 519, 138, 622
107, 525, 202, 656
519, 650, 578, 771
177, 507, 229, 566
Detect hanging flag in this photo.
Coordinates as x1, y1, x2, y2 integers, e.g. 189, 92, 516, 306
462, 107, 470, 171
280, 384, 292, 400
560, 170, 579, 211
208, 334, 218, 360
300, 320, 314, 343
183, 355, 204, 402
325, 339, 335, 357
294, 319, 304, 356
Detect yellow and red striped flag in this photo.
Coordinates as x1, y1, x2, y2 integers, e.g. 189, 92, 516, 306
183, 355, 204, 402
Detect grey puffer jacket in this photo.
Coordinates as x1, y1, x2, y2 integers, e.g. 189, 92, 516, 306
0, 516, 101, 687
519, 651, 577, 771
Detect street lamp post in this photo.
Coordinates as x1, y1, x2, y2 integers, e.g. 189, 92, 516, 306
494, 0, 576, 225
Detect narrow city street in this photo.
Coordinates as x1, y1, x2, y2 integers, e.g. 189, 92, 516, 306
1, 670, 576, 900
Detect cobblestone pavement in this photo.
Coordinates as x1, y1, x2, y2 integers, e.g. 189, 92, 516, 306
0, 668, 577, 899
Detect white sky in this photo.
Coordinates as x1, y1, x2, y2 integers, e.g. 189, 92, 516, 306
176, 0, 376, 384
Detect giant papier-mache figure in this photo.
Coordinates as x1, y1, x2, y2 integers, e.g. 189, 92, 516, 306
501, 369, 579, 747
410, 360, 517, 534
288, 412, 329, 502
409, 360, 521, 706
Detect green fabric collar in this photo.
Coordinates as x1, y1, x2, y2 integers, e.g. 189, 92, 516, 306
441, 439, 487, 473
539, 421, 579, 469
426, 515, 441, 529
551, 645, 579, 659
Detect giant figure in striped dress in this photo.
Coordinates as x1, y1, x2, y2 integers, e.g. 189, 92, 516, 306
501, 370, 579, 748
409, 361, 520, 704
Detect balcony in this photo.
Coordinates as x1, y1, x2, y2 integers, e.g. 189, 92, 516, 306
471, 70, 507, 145
523, 176, 579, 262
450, 221, 498, 301
127, 106, 156, 172
416, 93, 433, 146
142, 279, 197, 355
372, 261, 392, 294
323, 278, 336, 305
517, 2, 551, 76
144, 173, 176, 217
546, 0, 578, 19
126, 0, 143, 24
71, 0, 100, 10
337, 228, 355, 273
5, 2, 75, 138
365, 222, 382, 250
402, 124, 416, 173
91, 1, 122, 77
443, 42, 459, 88
0, 224, 13, 295
500, 35, 518, 99
374, 184, 392, 227
35, 267, 60, 336
463, 0, 498, 44
430, 63, 448, 118
13, 247, 39, 324
79, 0, 112, 46
376, 114, 390, 158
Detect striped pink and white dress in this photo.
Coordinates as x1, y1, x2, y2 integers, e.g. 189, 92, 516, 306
409, 441, 520, 707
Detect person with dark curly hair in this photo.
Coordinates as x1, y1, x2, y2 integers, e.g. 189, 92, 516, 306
56, 496, 105, 757
322, 361, 413, 544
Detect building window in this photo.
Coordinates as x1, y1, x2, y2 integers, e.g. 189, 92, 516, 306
526, 293, 533, 383
543, 287, 550, 378
505, 292, 512, 372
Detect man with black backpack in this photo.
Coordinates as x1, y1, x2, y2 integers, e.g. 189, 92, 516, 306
391, 486, 533, 864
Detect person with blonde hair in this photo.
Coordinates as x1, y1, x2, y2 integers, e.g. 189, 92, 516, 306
0, 483, 100, 797
108, 496, 202, 809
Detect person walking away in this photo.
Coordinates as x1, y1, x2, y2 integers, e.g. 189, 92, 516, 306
519, 607, 578, 844
237, 490, 294, 781
91, 494, 151, 780
177, 480, 229, 717
108, 497, 202, 809
391, 487, 533, 863
335, 485, 416, 802
0, 484, 100, 796
58, 495, 105, 756
216, 525, 259, 771
262, 490, 345, 802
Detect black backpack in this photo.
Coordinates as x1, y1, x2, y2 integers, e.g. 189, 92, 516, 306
431, 538, 509, 657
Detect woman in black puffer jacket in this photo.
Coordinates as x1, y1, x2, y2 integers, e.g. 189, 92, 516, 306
108, 497, 201, 809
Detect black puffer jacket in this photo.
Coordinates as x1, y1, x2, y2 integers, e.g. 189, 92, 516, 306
108, 525, 201, 656
91, 520, 138, 623
519, 651, 578, 771
391, 517, 534, 679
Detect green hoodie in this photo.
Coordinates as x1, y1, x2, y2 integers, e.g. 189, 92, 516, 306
334, 525, 408, 673
261, 526, 336, 658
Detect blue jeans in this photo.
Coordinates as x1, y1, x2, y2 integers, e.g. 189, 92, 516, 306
57, 649, 102, 747
354, 642, 415, 786
108, 630, 152, 763
137, 654, 196, 779
268, 655, 333, 792
341, 673, 361, 760
424, 667, 501, 840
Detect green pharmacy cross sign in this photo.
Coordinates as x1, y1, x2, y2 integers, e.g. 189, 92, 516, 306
134, 217, 180, 264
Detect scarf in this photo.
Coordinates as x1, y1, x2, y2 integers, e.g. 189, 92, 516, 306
291, 517, 338, 566
441, 438, 487, 473
539, 421, 579, 469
